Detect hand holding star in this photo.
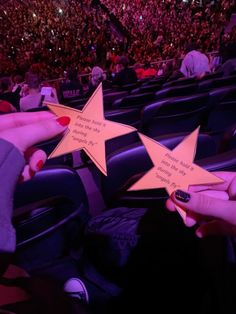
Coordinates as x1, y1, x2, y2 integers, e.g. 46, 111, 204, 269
45, 83, 136, 175
129, 128, 223, 224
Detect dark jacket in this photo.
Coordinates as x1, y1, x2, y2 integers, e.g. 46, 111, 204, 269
113, 67, 138, 86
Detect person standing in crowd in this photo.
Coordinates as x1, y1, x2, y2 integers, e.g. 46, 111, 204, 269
180, 42, 210, 78
112, 56, 137, 86
87, 65, 111, 95
12, 75, 24, 95
20, 73, 58, 112
61, 67, 84, 97
142, 61, 157, 78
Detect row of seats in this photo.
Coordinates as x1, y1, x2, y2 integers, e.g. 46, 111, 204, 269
57, 75, 236, 151
61, 71, 227, 110
112, 75, 236, 109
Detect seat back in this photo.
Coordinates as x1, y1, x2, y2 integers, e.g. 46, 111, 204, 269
140, 93, 209, 137
105, 131, 139, 157
207, 101, 236, 134
14, 166, 89, 269
155, 83, 199, 99
197, 148, 236, 172
221, 88, 236, 102
64, 97, 89, 108
218, 123, 236, 153
15, 165, 88, 206
103, 91, 128, 110
212, 75, 236, 88
162, 77, 196, 88
199, 71, 223, 81
113, 92, 155, 109
105, 108, 140, 127
117, 83, 140, 91
199, 75, 236, 91
142, 76, 167, 86
131, 83, 162, 95
207, 85, 236, 108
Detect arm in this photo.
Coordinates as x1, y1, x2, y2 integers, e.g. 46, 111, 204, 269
0, 139, 25, 253
0, 112, 70, 255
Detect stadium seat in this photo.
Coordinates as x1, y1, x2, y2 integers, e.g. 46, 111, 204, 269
105, 108, 140, 128
220, 88, 236, 102
65, 97, 89, 108
142, 76, 167, 86
199, 74, 236, 91
117, 83, 141, 91
208, 85, 236, 101
198, 71, 223, 81
207, 101, 236, 132
140, 93, 209, 137
206, 101, 236, 148
113, 92, 155, 109
13, 166, 90, 270
162, 76, 196, 88
103, 91, 129, 110
218, 123, 236, 153
130, 83, 162, 95
155, 83, 199, 100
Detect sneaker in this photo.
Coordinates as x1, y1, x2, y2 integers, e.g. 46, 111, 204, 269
63, 278, 89, 304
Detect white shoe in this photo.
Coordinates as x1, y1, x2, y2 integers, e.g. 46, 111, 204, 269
64, 278, 89, 304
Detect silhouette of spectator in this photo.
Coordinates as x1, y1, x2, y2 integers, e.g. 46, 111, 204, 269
180, 42, 210, 77
113, 56, 137, 86
0, 77, 20, 111
220, 42, 236, 76
60, 68, 84, 99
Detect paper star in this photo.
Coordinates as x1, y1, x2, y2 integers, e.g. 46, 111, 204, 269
45, 83, 136, 175
129, 128, 223, 221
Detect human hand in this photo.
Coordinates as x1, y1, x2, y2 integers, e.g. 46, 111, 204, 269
0, 112, 70, 182
166, 172, 236, 237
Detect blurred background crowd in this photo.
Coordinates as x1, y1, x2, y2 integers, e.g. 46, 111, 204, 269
1, 0, 236, 112
0, 0, 235, 80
